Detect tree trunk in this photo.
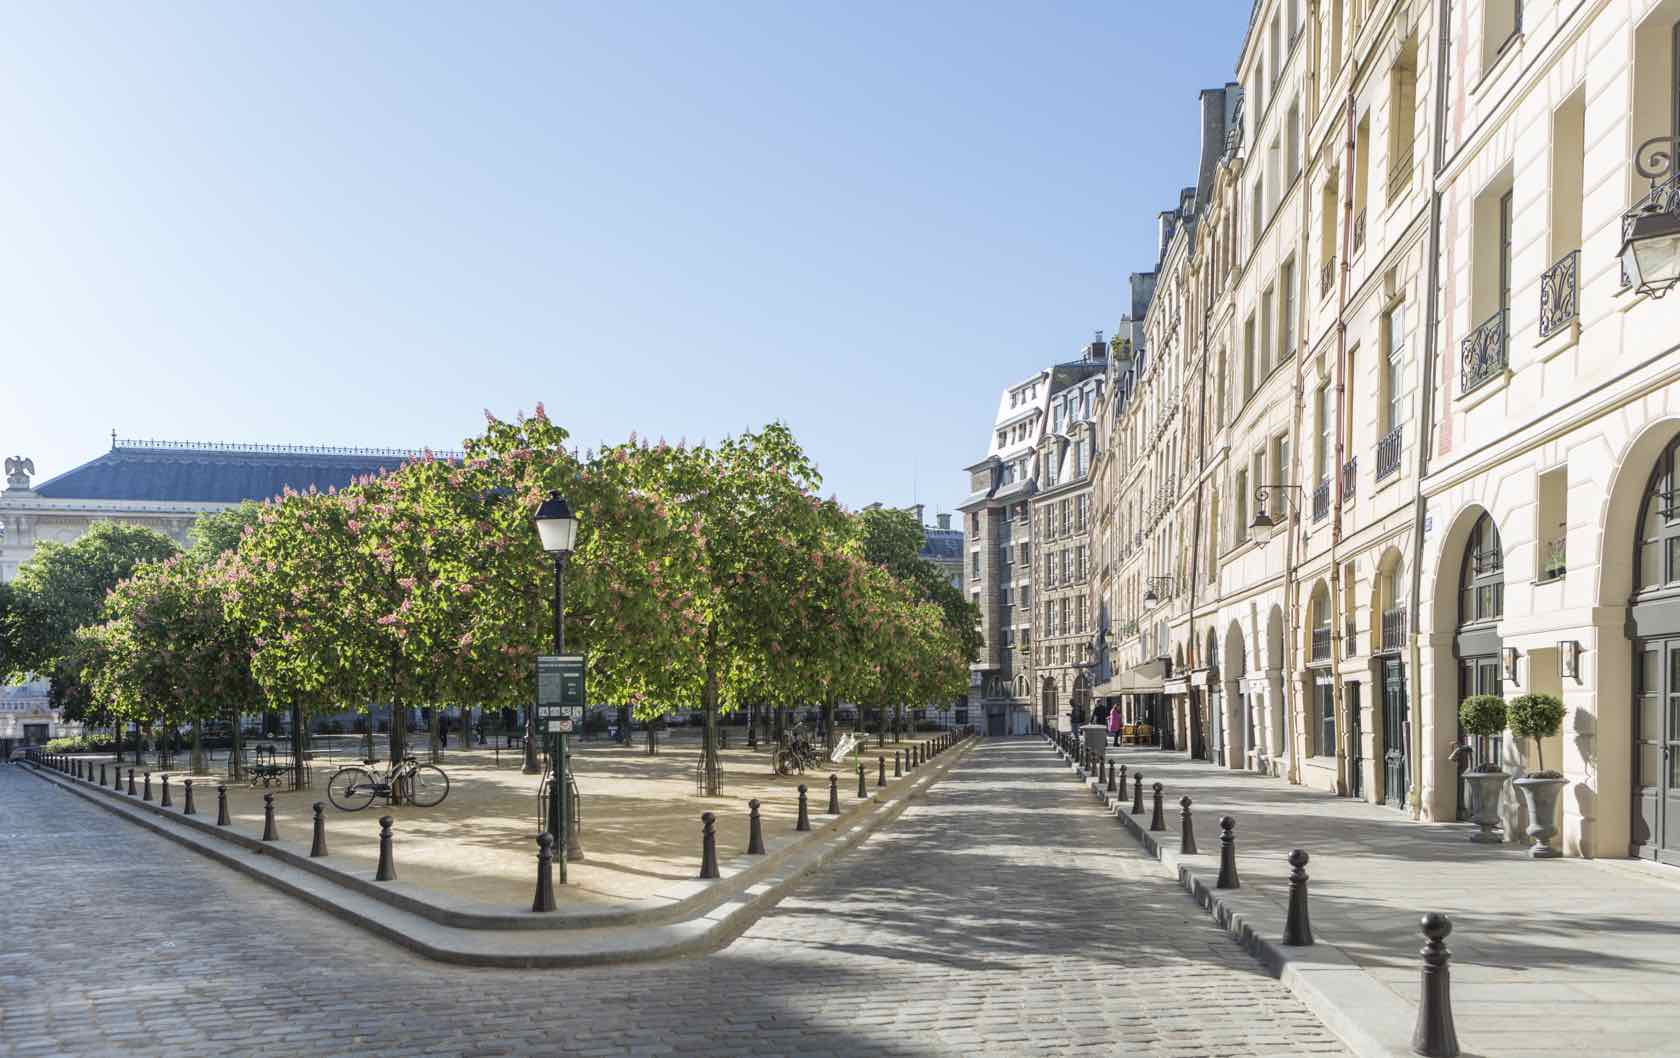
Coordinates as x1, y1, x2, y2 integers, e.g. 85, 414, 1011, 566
191, 718, 205, 774
823, 698, 836, 754
701, 631, 721, 796
291, 701, 307, 789
427, 706, 441, 760
230, 713, 244, 781
362, 714, 374, 763
389, 701, 407, 803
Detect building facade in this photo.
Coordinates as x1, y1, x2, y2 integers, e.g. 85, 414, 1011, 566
983, 0, 1680, 867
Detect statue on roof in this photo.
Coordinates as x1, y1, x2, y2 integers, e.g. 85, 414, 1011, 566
5, 456, 34, 490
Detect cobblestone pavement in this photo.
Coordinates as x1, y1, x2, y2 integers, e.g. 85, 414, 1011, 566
0, 741, 1346, 1057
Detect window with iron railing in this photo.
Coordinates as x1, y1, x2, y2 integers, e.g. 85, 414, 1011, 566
1320, 257, 1337, 299
1539, 249, 1579, 339
1461, 309, 1508, 395
1311, 626, 1332, 661
1312, 479, 1331, 521
1341, 457, 1358, 502
1376, 426, 1402, 481
1380, 606, 1407, 652
1353, 209, 1366, 254
1344, 617, 1358, 657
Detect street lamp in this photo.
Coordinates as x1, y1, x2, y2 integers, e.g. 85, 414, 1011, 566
1621, 137, 1680, 299
1142, 576, 1175, 609
1248, 483, 1303, 544
533, 492, 581, 870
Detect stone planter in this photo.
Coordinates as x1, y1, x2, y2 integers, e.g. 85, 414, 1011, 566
1463, 769, 1509, 843
1513, 775, 1567, 859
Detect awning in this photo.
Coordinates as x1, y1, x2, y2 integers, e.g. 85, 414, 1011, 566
1107, 662, 1165, 695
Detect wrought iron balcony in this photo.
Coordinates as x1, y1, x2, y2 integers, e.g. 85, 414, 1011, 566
1460, 307, 1508, 395
1380, 606, 1407, 652
1539, 249, 1579, 340
1376, 426, 1402, 481
1312, 479, 1330, 522
1320, 257, 1337, 299
1344, 618, 1358, 657
1341, 456, 1358, 502
1353, 209, 1367, 254
1310, 626, 1332, 662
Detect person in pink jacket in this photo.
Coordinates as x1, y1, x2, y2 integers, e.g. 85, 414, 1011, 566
1107, 704, 1122, 747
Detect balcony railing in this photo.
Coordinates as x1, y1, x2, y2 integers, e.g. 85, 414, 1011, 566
1312, 479, 1330, 522
1460, 307, 1509, 395
1380, 606, 1407, 652
1376, 426, 1402, 481
1387, 150, 1414, 204
1353, 209, 1367, 254
1341, 456, 1358, 502
1539, 249, 1579, 340
1320, 257, 1337, 299
1310, 627, 1332, 662
1344, 618, 1358, 657
1540, 535, 1567, 582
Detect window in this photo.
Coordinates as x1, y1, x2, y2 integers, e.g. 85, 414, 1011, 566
1251, 179, 1264, 248
1260, 287, 1274, 379
1315, 383, 1332, 481
1234, 467, 1250, 545
997, 430, 1007, 449
1384, 306, 1405, 431
1001, 587, 1013, 606
1020, 542, 1030, 565
1060, 598, 1071, 636
971, 552, 980, 579
1021, 586, 1031, 608
1317, 676, 1336, 758
1466, 170, 1514, 392
1537, 466, 1568, 582
1482, 0, 1523, 73
1243, 314, 1257, 400
1280, 259, 1296, 361
1637, 436, 1680, 592
1388, 39, 1417, 203
1270, 14, 1282, 90
1458, 513, 1505, 624
1286, 101, 1301, 183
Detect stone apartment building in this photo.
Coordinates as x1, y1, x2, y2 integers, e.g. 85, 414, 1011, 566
960, 345, 1106, 736
1007, 0, 1680, 868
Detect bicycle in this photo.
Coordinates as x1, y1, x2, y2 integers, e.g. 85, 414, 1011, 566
773, 726, 825, 776
326, 756, 450, 811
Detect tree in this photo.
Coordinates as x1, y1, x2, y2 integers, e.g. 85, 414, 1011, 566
857, 506, 982, 664
3, 521, 179, 681
187, 501, 264, 564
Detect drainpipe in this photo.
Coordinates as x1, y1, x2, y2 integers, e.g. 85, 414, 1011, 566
1327, 80, 1358, 796
1406, 0, 1455, 821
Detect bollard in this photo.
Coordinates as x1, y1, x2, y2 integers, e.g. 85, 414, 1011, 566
1216, 816, 1240, 889
182, 779, 197, 816
1149, 782, 1166, 832
375, 815, 397, 881
73, 759, 80, 780
698, 811, 720, 879
1411, 913, 1460, 1058
857, 762, 867, 799
114, 764, 123, 791
1118, 764, 1128, 805
310, 802, 328, 857
161, 774, 173, 808
747, 799, 766, 855
1179, 796, 1197, 854
1282, 850, 1313, 946
1106, 761, 1116, 793
894, 751, 902, 778
142, 772, 153, 802
216, 784, 230, 826
827, 773, 840, 814
261, 793, 279, 841
532, 833, 557, 912
877, 755, 885, 787
1132, 773, 1144, 814
100, 764, 108, 788
796, 784, 812, 832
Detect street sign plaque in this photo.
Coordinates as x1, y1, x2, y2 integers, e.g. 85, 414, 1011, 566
546, 718, 574, 733
538, 655, 585, 709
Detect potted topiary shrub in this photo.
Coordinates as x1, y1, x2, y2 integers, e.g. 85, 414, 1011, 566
1508, 693, 1568, 859
1458, 693, 1509, 843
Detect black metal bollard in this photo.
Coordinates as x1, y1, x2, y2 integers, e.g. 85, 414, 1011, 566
375, 815, 397, 881
142, 771, 153, 802
310, 802, 328, 857
532, 832, 557, 912
827, 773, 840, 814
261, 793, 279, 841
1216, 816, 1240, 889
216, 784, 230, 826
1180, 796, 1197, 854
182, 779, 197, 816
1132, 773, 1144, 814
100, 763, 108, 787
857, 762, 867, 798
894, 751, 902, 778
877, 755, 886, 787
698, 811, 720, 879
128, 768, 137, 795
114, 764, 122, 791
1118, 764, 1128, 803
796, 784, 812, 832
1282, 849, 1313, 946
1106, 761, 1116, 793
1149, 782, 1166, 832
161, 774, 173, 808
1411, 913, 1460, 1058
747, 799, 766, 855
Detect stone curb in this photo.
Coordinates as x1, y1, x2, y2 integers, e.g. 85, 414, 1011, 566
23, 735, 976, 967
1042, 736, 1467, 1058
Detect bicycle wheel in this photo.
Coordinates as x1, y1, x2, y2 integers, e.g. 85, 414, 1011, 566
407, 764, 450, 807
327, 767, 376, 811
773, 748, 793, 776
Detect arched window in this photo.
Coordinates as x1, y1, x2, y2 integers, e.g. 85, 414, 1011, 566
1458, 513, 1504, 625
1637, 435, 1680, 594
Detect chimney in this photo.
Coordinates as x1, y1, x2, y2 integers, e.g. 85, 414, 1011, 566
912, 503, 925, 526
1088, 330, 1106, 361
937, 512, 951, 531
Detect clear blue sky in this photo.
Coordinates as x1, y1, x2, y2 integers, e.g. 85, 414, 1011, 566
1, 2, 1246, 520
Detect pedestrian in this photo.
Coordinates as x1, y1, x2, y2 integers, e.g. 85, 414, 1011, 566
1107, 702, 1122, 747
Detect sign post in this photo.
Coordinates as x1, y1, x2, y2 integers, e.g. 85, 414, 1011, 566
538, 654, 586, 880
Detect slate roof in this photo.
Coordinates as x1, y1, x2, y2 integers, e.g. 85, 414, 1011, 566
919, 528, 964, 562
31, 442, 446, 504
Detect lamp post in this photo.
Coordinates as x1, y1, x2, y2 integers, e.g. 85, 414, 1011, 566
535, 492, 579, 873
1142, 576, 1176, 610
1248, 483, 1303, 544
1621, 136, 1680, 298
